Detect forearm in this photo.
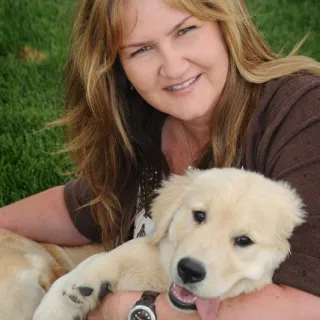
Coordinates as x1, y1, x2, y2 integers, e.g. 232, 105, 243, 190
156, 285, 320, 320
0, 186, 90, 245
216, 284, 320, 320
155, 284, 320, 320
89, 285, 320, 320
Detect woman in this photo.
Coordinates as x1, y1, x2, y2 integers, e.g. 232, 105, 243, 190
1, 0, 320, 319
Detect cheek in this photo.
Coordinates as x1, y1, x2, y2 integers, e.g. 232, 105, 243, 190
224, 247, 269, 278
122, 59, 158, 91
198, 32, 229, 74
206, 45, 229, 75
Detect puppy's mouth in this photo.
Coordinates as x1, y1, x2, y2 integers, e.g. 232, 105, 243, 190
169, 283, 197, 310
169, 283, 220, 320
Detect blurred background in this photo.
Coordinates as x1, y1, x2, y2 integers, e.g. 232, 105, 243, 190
0, 0, 319, 206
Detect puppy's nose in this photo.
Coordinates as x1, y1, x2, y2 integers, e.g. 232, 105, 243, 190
177, 257, 206, 284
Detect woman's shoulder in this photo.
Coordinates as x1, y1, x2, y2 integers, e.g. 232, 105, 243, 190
258, 72, 320, 118
263, 71, 320, 90
245, 71, 320, 170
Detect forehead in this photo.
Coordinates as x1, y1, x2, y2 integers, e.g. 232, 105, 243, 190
121, 0, 191, 40
182, 172, 267, 212
180, 179, 273, 234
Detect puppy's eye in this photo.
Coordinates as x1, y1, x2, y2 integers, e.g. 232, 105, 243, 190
193, 210, 206, 224
234, 236, 253, 247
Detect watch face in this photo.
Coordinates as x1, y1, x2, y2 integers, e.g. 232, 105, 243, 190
131, 309, 151, 320
128, 306, 156, 320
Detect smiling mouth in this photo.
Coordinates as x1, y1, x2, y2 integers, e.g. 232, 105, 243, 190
166, 75, 200, 92
168, 283, 197, 310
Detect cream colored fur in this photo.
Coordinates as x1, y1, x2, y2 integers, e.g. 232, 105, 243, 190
0, 168, 306, 320
151, 168, 305, 298
0, 229, 104, 320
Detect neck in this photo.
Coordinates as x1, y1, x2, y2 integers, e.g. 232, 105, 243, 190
175, 117, 211, 150
162, 116, 211, 174
161, 116, 211, 174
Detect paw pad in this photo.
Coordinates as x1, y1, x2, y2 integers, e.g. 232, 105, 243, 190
78, 286, 94, 297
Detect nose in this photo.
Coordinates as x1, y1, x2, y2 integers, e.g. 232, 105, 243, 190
177, 257, 206, 284
159, 46, 189, 79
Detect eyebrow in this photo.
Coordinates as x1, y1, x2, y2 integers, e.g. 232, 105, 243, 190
120, 15, 193, 50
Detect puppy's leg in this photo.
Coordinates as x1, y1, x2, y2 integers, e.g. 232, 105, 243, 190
32, 237, 167, 320
0, 253, 67, 320
0, 275, 46, 320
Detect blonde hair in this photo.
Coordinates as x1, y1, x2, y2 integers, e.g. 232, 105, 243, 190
59, 0, 320, 248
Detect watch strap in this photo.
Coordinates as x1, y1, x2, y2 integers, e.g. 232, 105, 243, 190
140, 291, 160, 302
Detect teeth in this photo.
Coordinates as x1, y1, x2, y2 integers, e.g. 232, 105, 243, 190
171, 284, 197, 304
168, 76, 197, 91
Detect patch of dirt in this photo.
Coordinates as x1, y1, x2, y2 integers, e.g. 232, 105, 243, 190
17, 45, 46, 62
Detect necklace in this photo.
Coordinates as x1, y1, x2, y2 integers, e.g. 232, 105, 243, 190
179, 121, 204, 170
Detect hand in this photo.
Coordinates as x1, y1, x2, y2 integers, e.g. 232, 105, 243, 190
87, 291, 200, 320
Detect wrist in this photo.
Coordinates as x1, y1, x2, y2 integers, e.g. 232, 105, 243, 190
127, 291, 160, 320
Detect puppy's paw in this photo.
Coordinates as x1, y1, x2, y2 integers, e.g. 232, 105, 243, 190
62, 278, 111, 308
32, 273, 111, 320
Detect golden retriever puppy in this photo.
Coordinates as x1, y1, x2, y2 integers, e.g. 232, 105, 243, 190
0, 229, 103, 320
32, 168, 305, 320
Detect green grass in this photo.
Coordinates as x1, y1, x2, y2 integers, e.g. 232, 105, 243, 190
0, 0, 75, 204
247, 0, 320, 58
0, 0, 319, 206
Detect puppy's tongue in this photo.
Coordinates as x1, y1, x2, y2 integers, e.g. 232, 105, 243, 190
195, 297, 220, 320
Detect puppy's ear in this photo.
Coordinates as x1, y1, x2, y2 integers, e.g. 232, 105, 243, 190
149, 172, 195, 245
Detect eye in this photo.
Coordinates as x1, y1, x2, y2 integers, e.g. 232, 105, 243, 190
234, 236, 253, 247
193, 210, 206, 224
130, 46, 152, 57
178, 25, 197, 36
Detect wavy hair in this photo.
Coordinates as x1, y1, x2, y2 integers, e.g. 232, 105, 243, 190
58, 0, 320, 248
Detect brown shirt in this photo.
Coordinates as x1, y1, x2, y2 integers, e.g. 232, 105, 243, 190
64, 72, 320, 296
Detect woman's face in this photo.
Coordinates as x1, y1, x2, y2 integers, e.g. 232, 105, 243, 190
119, 0, 229, 123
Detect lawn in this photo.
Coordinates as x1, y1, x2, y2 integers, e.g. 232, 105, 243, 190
0, 0, 319, 206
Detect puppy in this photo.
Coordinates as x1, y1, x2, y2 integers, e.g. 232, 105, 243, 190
0, 229, 103, 320
32, 168, 306, 320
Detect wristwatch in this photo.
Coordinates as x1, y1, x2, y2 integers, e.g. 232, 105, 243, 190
127, 291, 160, 320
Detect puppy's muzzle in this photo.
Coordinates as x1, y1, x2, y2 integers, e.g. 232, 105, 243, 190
177, 257, 206, 284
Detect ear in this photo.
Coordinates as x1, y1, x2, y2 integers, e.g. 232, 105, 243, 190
149, 171, 197, 245
276, 180, 307, 237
